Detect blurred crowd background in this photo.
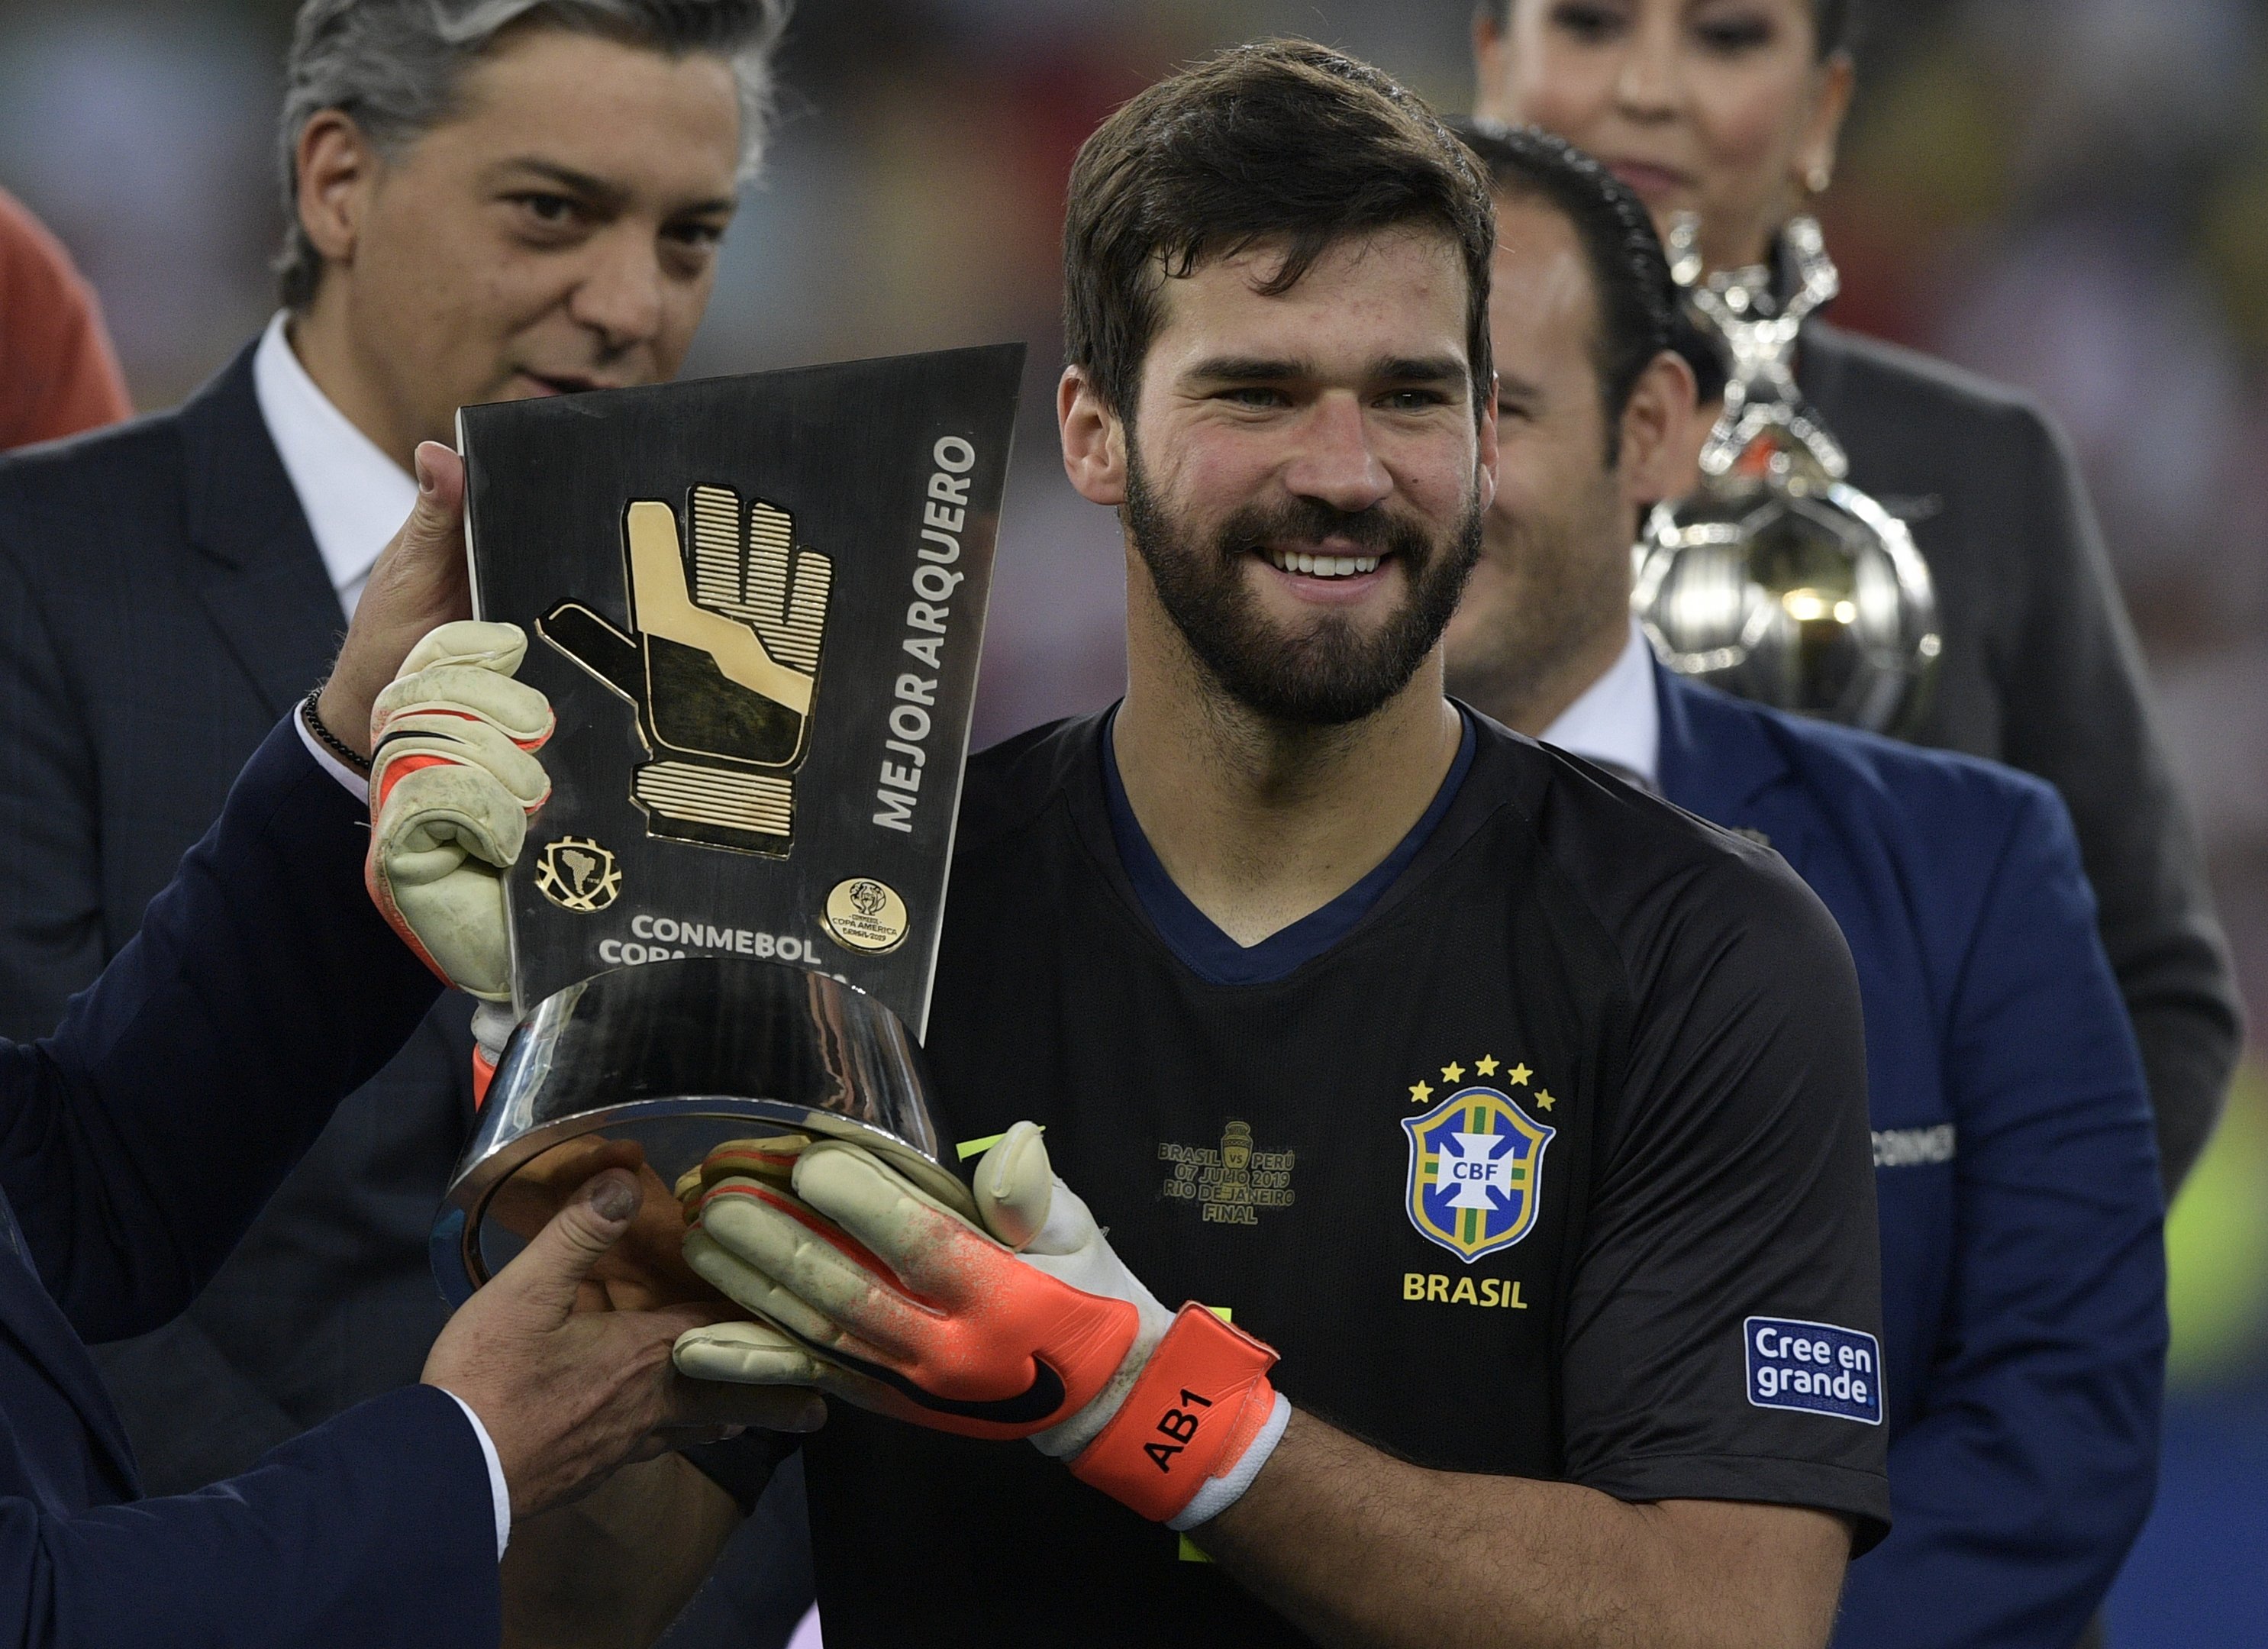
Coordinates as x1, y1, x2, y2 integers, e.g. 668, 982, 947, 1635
2, 1, 2263, 1640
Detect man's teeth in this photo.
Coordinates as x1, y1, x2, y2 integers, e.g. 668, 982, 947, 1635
1268, 549, 1381, 578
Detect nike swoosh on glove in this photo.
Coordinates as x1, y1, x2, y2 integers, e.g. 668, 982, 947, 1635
366, 620, 553, 1007
673, 1122, 1290, 1528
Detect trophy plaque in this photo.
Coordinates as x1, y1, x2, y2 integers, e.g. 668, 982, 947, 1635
1634, 215, 1940, 735
432, 344, 1024, 1303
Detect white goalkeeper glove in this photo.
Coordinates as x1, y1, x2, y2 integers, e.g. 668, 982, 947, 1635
365, 621, 553, 1087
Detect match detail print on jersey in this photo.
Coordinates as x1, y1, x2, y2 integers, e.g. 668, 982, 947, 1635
1402, 1067, 1556, 1263
1158, 1120, 1297, 1226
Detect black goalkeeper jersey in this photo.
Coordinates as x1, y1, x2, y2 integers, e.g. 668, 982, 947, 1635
798, 711, 1889, 1646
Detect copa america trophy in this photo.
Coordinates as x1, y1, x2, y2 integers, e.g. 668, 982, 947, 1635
431, 344, 1024, 1303
1634, 215, 1940, 734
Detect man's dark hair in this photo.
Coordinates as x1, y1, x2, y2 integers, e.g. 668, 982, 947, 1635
1451, 121, 1674, 457
1063, 39, 1496, 426
1483, 0, 1856, 58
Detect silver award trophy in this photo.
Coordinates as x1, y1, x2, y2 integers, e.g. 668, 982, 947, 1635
1634, 215, 1940, 734
431, 345, 1024, 1304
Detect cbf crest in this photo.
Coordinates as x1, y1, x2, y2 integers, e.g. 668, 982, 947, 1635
1402, 1085, 1553, 1263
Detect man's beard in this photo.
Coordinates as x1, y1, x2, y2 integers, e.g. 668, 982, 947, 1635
1124, 446, 1485, 727
1442, 484, 1635, 723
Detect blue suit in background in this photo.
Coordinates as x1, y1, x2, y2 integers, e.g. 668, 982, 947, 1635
0, 718, 497, 1644
1655, 668, 2166, 1649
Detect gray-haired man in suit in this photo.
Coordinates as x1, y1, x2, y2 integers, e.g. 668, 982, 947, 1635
0, 3, 808, 1641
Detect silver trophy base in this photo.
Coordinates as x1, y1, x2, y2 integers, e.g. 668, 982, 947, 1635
431, 955, 973, 1305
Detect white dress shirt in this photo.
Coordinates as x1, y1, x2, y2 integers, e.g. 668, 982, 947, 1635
251, 311, 416, 619
263, 315, 511, 1559
1537, 618, 1661, 792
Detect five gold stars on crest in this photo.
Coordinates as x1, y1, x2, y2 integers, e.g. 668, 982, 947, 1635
1408, 1057, 1555, 1111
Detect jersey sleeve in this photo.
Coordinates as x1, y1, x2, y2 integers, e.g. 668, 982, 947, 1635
1558, 843, 1890, 1548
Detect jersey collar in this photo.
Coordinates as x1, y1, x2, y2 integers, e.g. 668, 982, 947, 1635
1098, 708, 1477, 987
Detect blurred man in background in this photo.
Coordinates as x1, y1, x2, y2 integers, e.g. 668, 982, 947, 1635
1444, 122, 2167, 1649
0, 2, 802, 1641
0, 185, 131, 448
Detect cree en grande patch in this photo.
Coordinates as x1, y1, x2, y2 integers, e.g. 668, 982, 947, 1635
1744, 1317, 1883, 1425
1402, 1084, 1553, 1263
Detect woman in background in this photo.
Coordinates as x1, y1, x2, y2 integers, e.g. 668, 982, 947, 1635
1475, 0, 2240, 1200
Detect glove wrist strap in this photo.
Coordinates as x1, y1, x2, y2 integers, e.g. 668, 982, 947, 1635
1167, 1389, 1290, 1531
1067, 1303, 1279, 1523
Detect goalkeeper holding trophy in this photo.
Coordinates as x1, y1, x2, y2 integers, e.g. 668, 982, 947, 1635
376, 41, 1894, 1648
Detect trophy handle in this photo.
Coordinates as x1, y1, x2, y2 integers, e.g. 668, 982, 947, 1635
1670, 211, 1850, 483
1665, 210, 1708, 292
1776, 217, 1841, 331
1665, 211, 1750, 366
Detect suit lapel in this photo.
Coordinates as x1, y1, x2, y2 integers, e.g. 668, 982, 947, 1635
177, 345, 342, 719
1654, 664, 1801, 847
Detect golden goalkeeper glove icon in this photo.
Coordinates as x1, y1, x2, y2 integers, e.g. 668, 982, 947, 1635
541, 487, 832, 854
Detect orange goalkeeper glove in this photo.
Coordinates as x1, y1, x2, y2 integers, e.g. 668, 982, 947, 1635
672, 1122, 1289, 1528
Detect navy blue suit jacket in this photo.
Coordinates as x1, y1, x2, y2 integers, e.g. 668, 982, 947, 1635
1656, 668, 2166, 1648
0, 346, 473, 1490
0, 718, 498, 1644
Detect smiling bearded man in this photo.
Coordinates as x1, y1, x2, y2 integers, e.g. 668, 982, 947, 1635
374, 37, 1895, 1649
1122, 408, 1486, 725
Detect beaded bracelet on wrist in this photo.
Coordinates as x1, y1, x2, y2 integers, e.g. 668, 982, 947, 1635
302, 687, 373, 777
